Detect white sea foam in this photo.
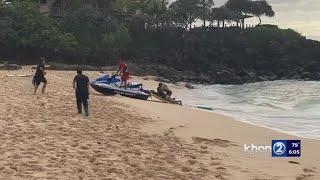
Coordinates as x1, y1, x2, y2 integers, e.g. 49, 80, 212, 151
174, 80, 320, 140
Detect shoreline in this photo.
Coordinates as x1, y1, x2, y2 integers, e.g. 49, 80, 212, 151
115, 95, 320, 179
0, 67, 319, 179
200, 107, 320, 141
134, 75, 320, 141
116, 93, 320, 143
187, 106, 320, 141
113, 74, 320, 179
2, 67, 319, 141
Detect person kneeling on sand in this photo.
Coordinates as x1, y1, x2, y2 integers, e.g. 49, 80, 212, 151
33, 58, 47, 95
157, 83, 182, 105
73, 69, 90, 116
157, 83, 172, 99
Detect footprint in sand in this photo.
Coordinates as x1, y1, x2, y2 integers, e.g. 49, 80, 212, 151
303, 168, 316, 173
216, 167, 227, 171
181, 166, 192, 172
80, 146, 89, 150
187, 159, 197, 165
184, 154, 197, 159
200, 145, 208, 149
214, 167, 229, 180
294, 168, 317, 180
89, 157, 96, 163
214, 174, 225, 179
211, 157, 221, 161
210, 161, 222, 166
296, 174, 315, 180
192, 137, 237, 148
0, 166, 5, 171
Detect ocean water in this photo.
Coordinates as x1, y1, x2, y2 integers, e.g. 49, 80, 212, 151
175, 80, 320, 140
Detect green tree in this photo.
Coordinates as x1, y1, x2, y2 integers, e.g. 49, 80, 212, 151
225, 0, 251, 28
0, 2, 8, 16
249, 0, 274, 25
51, 0, 115, 17
141, 0, 168, 28
3, 0, 77, 58
169, 0, 199, 29
62, 7, 114, 63
114, 0, 141, 19
102, 25, 131, 61
210, 7, 240, 28
198, 0, 214, 27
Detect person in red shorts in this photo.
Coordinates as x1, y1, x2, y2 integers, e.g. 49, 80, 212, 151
116, 59, 129, 87
121, 70, 130, 87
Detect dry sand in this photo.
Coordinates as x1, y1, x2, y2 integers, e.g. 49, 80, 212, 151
0, 66, 319, 180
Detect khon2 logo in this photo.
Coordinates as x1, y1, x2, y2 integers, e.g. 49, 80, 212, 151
272, 140, 301, 157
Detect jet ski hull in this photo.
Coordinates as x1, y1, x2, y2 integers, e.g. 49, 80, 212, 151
91, 83, 149, 100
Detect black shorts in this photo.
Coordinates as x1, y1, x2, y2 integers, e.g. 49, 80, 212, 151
33, 76, 47, 86
76, 91, 89, 100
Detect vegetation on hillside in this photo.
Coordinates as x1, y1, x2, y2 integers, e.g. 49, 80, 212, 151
1, 0, 320, 84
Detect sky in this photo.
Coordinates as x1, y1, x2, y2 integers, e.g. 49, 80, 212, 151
169, 0, 320, 41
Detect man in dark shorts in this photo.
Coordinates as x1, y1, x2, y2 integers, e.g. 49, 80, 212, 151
73, 69, 90, 116
33, 58, 47, 95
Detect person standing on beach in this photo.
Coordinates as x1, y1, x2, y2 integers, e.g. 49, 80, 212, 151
33, 57, 47, 95
73, 69, 90, 116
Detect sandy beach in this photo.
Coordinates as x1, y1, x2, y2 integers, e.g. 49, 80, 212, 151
0, 66, 319, 180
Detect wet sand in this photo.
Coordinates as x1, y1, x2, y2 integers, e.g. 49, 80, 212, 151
0, 67, 319, 179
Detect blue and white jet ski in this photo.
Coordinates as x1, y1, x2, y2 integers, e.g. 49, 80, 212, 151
90, 75, 150, 100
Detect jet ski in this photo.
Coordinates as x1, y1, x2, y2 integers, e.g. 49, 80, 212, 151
90, 75, 150, 100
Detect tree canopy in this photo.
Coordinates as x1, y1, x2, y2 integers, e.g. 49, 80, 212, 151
2, 0, 320, 85
249, 0, 275, 25
169, 0, 200, 29
0, 0, 277, 62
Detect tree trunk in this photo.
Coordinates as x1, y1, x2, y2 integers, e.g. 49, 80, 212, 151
189, 12, 192, 29
217, 20, 220, 28
203, 5, 206, 28
223, 20, 225, 28
242, 18, 245, 29
156, 16, 159, 29
258, 16, 262, 26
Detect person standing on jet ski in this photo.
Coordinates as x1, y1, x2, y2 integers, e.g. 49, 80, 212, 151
116, 59, 130, 88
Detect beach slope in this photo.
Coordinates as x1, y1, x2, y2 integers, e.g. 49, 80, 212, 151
0, 67, 319, 180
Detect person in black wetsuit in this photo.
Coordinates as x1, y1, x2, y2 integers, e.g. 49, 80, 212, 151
73, 69, 90, 116
33, 58, 47, 95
